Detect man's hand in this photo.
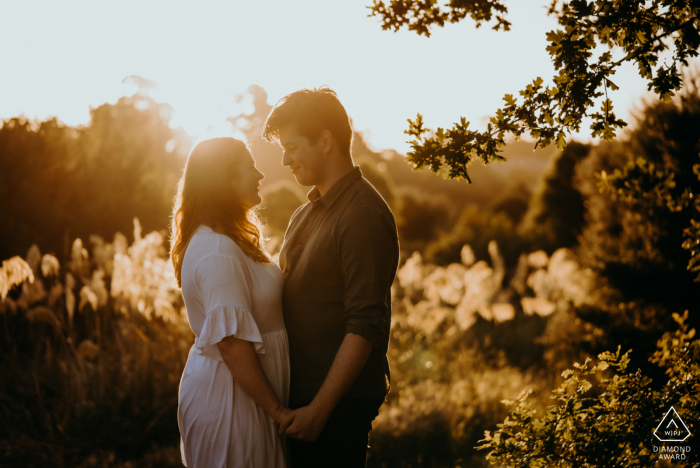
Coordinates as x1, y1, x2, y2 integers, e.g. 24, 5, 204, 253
278, 408, 295, 435
280, 404, 330, 441
279, 333, 372, 441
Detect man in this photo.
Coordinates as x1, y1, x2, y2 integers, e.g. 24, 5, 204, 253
262, 88, 399, 468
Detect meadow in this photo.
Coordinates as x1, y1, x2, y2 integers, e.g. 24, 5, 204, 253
0, 221, 604, 467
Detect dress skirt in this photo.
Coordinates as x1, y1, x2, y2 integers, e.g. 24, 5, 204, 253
179, 329, 290, 468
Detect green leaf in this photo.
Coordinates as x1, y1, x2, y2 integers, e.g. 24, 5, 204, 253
592, 361, 609, 372
556, 131, 567, 150
578, 380, 592, 393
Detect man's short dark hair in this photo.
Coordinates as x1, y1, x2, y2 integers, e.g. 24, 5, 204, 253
263, 87, 353, 156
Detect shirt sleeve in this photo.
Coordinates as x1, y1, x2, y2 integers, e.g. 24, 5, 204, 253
339, 207, 399, 348
193, 252, 264, 359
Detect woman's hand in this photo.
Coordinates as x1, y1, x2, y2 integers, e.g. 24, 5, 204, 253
279, 403, 330, 441
274, 405, 292, 426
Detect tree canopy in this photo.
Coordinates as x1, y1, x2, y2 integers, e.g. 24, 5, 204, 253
369, 0, 700, 181
369, 0, 700, 283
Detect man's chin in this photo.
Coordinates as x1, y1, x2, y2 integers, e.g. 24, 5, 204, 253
293, 174, 312, 187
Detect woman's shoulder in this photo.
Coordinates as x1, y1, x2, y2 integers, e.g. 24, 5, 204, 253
185, 225, 248, 271
192, 225, 245, 256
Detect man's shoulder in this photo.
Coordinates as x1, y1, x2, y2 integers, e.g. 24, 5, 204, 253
337, 179, 398, 239
349, 177, 395, 219
288, 200, 312, 227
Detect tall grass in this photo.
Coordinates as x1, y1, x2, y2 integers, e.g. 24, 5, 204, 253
2, 223, 611, 467
0, 220, 191, 468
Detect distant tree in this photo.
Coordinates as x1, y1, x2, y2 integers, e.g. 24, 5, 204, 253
78, 93, 186, 240
488, 183, 532, 226
541, 83, 700, 384
356, 157, 396, 206
259, 181, 306, 237
519, 141, 589, 252
396, 191, 455, 247
228, 85, 297, 188
577, 82, 700, 305
369, 0, 700, 181
0, 118, 77, 260
425, 205, 522, 266
0, 93, 187, 260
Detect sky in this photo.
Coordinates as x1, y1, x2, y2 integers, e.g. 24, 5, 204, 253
0, 0, 693, 154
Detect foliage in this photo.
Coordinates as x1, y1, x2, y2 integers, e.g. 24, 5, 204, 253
369, 0, 511, 37
575, 84, 700, 311
0, 221, 191, 468
0, 93, 188, 262
369, 0, 700, 182
599, 155, 700, 280
478, 311, 699, 467
685, 218, 700, 281
369, 238, 626, 466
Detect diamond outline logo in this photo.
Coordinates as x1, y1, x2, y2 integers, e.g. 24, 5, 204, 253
654, 407, 692, 442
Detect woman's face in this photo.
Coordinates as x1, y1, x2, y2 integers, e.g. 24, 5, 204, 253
230, 149, 264, 210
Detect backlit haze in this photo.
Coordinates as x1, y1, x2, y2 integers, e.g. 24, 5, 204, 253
0, 0, 687, 154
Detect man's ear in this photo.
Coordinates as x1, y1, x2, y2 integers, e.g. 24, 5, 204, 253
319, 129, 334, 154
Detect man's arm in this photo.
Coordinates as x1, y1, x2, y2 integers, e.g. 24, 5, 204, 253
279, 332, 372, 440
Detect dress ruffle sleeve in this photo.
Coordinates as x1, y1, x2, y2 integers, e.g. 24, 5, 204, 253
195, 304, 265, 360
194, 251, 264, 360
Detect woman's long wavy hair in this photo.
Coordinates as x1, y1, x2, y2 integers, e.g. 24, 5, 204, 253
170, 137, 269, 288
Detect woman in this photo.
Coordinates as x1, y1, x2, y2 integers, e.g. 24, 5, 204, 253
171, 137, 290, 467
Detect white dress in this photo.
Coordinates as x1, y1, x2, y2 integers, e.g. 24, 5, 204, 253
178, 225, 290, 468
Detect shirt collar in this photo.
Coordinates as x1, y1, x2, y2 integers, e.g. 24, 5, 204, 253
307, 166, 362, 209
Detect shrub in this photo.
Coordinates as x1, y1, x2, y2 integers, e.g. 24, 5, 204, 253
479, 312, 699, 467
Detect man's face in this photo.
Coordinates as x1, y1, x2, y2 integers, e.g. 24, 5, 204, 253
279, 125, 326, 187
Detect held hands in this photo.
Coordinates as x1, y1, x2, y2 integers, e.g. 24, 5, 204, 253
273, 405, 292, 426
277, 402, 330, 442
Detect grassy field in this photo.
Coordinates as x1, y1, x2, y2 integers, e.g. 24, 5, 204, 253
1, 219, 609, 468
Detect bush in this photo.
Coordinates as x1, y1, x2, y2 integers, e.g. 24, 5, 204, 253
425, 206, 524, 267
479, 311, 699, 467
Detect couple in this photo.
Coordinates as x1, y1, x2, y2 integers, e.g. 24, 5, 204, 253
170, 88, 400, 468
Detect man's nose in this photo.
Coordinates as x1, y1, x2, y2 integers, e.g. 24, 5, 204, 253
282, 151, 292, 167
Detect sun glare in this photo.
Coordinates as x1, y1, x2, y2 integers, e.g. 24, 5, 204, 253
0, 0, 694, 151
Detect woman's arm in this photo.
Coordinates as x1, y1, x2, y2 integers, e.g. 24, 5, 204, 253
217, 336, 292, 424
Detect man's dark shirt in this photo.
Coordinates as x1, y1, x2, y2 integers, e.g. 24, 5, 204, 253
279, 166, 399, 407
